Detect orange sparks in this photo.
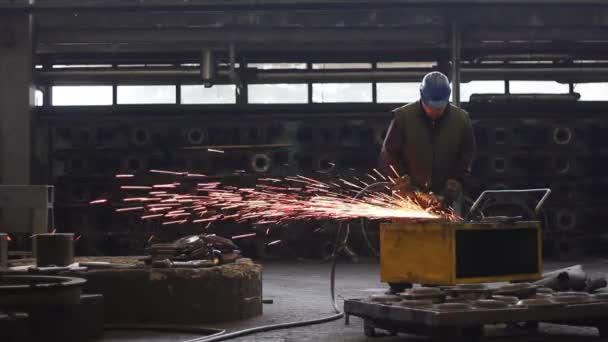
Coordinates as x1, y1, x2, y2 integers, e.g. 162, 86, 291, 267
148, 234, 155, 242
115, 174, 134, 178
116, 206, 144, 212
89, 199, 107, 205
232, 233, 257, 240
150, 169, 187, 176
51, 228, 56, 234
389, 165, 400, 178
162, 219, 188, 225
5, 235, 12, 241
74, 235, 82, 242
267, 240, 281, 246
207, 148, 225, 154
153, 183, 180, 188
141, 214, 164, 219
113, 170, 453, 227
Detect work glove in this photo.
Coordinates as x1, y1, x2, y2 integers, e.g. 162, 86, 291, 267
393, 175, 412, 198
443, 179, 463, 205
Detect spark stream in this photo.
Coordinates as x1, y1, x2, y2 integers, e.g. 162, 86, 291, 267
97, 170, 456, 225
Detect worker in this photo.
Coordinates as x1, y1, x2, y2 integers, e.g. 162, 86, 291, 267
380, 71, 476, 294
380, 71, 475, 212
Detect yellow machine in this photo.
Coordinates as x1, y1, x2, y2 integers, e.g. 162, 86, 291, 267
380, 189, 550, 285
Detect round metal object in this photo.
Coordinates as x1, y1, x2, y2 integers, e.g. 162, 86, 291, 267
186, 128, 206, 145
369, 294, 401, 304
399, 288, 446, 303
553, 291, 590, 297
0, 275, 85, 307
396, 300, 434, 309
250, 153, 272, 173
493, 283, 539, 298
456, 284, 488, 290
435, 302, 471, 311
491, 156, 507, 173
551, 295, 592, 304
445, 286, 493, 301
516, 298, 562, 308
33, 233, 74, 267
553, 156, 572, 174
536, 287, 554, 294
553, 127, 573, 145
531, 294, 552, 299
554, 210, 577, 231
492, 295, 519, 305
591, 293, 608, 302
406, 287, 443, 296
131, 127, 150, 146
473, 299, 508, 309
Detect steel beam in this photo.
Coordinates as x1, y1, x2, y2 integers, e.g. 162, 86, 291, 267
35, 68, 434, 85
35, 65, 608, 85
0, 13, 34, 233
1, 0, 607, 11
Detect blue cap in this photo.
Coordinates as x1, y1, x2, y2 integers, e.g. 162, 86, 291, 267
420, 72, 451, 109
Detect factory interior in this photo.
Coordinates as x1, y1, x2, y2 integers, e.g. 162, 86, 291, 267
4, 1, 608, 341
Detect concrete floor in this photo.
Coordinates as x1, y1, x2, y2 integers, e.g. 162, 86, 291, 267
103, 260, 608, 342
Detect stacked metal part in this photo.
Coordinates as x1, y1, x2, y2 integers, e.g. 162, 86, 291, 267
38, 100, 607, 258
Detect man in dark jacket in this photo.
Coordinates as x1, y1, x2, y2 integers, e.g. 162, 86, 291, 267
380, 71, 475, 294
380, 71, 476, 211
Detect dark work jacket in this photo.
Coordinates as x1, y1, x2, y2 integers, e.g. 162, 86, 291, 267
380, 101, 476, 193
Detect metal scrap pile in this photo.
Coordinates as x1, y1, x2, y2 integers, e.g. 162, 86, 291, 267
145, 234, 242, 267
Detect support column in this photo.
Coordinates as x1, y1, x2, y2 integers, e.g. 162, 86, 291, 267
0, 12, 34, 233
451, 21, 461, 106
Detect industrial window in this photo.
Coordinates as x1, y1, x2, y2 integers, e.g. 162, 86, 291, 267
35, 89, 43, 106
248, 63, 307, 70
52, 64, 112, 69
313, 83, 373, 103
117, 85, 177, 104
248, 84, 308, 104
52, 86, 113, 106
312, 63, 372, 69
181, 85, 237, 104
460, 81, 505, 101
573, 83, 608, 101
376, 62, 436, 69
510, 81, 569, 94
376, 82, 419, 103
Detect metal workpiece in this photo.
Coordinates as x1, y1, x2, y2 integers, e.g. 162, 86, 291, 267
0, 275, 85, 308
33, 233, 74, 267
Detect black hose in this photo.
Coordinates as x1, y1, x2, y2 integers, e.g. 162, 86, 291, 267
181, 181, 387, 342
105, 324, 225, 338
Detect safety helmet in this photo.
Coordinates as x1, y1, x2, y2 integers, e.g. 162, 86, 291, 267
420, 72, 451, 109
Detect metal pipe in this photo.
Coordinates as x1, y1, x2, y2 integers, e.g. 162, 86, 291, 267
466, 188, 551, 220
475, 54, 573, 62
35, 68, 433, 85
201, 49, 215, 88
35, 66, 608, 85
451, 21, 461, 106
